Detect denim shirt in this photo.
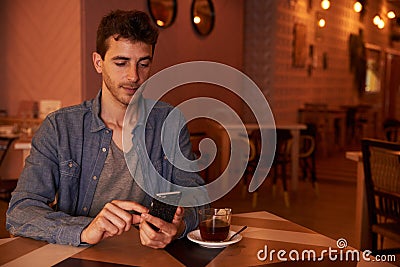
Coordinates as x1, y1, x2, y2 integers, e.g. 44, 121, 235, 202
6, 90, 205, 246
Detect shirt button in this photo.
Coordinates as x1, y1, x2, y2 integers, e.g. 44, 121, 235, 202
83, 207, 87, 212
93, 176, 97, 180
164, 155, 167, 160
102, 147, 107, 152
68, 162, 73, 168
105, 130, 110, 134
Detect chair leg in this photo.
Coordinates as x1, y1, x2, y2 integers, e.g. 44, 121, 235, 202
252, 192, 258, 208
283, 191, 290, 208
371, 232, 378, 253
310, 152, 319, 196
281, 162, 287, 192
272, 164, 278, 198
241, 175, 248, 199
282, 162, 290, 207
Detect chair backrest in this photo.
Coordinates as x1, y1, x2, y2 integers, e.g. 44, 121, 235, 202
361, 138, 400, 225
384, 126, 400, 143
275, 129, 292, 161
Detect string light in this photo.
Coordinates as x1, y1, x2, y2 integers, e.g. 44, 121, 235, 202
377, 19, 385, 29
387, 11, 396, 19
318, 18, 326, 27
321, 0, 330, 10
353, 2, 363, 13
373, 15, 381, 25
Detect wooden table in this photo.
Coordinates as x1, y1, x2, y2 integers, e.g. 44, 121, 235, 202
1, 211, 394, 266
219, 123, 307, 191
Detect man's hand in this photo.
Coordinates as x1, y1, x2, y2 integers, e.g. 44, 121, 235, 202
80, 200, 148, 244
139, 207, 185, 249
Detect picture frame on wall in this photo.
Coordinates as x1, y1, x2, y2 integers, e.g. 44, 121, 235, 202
292, 23, 307, 68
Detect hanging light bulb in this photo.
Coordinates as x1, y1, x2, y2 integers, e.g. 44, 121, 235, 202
377, 19, 385, 29
318, 18, 326, 27
387, 11, 396, 19
373, 15, 381, 25
353, 2, 363, 13
321, 0, 330, 10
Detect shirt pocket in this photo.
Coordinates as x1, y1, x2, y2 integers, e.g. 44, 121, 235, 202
60, 160, 81, 178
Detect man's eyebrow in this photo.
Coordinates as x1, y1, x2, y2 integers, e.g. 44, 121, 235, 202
111, 56, 130, 61
139, 56, 153, 62
111, 56, 153, 61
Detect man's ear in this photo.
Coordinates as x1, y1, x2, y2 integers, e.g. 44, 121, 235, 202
92, 52, 103, 74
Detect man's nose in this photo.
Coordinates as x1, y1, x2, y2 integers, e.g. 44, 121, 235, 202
127, 65, 139, 82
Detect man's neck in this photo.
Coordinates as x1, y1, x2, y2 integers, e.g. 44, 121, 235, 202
100, 88, 127, 129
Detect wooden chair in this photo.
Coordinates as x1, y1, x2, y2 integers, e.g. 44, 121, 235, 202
271, 129, 293, 207
299, 124, 317, 193
361, 138, 400, 255
299, 103, 330, 157
0, 136, 18, 202
383, 119, 400, 143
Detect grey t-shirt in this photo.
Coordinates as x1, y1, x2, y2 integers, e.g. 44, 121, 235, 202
88, 140, 146, 217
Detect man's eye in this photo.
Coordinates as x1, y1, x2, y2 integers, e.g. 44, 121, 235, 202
115, 62, 126, 66
139, 61, 150, 68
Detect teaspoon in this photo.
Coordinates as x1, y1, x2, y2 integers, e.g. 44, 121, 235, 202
229, 225, 247, 241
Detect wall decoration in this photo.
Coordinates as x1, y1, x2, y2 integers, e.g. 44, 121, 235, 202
322, 52, 328, 70
191, 0, 215, 36
349, 31, 366, 95
148, 0, 177, 28
292, 23, 307, 68
307, 0, 313, 13
364, 44, 381, 93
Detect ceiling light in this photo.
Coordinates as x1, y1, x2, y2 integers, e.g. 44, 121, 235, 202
353, 2, 363, 13
373, 15, 381, 25
318, 18, 326, 27
387, 11, 396, 19
321, 0, 330, 10
377, 19, 385, 29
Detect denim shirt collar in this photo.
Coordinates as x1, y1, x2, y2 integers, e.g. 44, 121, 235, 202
90, 89, 156, 134
90, 90, 107, 133
135, 94, 155, 131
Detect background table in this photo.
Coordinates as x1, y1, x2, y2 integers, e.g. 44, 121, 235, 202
219, 123, 307, 191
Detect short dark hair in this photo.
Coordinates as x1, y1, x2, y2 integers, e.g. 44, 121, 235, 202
96, 10, 159, 59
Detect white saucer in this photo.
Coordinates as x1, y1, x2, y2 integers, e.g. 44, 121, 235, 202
187, 230, 242, 248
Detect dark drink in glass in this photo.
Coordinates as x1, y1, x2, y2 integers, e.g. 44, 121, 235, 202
199, 219, 230, 241
198, 208, 231, 242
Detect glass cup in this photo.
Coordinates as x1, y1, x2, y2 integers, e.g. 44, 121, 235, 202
198, 208, 232, 241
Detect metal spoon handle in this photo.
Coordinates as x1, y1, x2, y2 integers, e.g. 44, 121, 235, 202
229, 225, 247, 241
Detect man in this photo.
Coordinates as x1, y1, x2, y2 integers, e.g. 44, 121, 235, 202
6, 10, 205, 249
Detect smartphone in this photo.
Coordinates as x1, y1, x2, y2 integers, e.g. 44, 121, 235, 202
148, 191, 182, 231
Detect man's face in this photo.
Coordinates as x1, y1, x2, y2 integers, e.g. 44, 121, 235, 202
93, 37, 153, 106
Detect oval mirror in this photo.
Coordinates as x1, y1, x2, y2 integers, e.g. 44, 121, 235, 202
191, 0, 215, 36
148, 0, 177, 28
